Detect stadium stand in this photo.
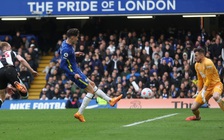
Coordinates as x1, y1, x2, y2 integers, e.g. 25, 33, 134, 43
36, 28, 224, 100
2, 28, 224, 100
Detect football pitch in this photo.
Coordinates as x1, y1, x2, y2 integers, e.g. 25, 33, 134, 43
0, 109, 223, 140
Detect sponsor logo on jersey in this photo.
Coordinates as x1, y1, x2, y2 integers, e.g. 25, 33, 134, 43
206, 65, 212, 69
63, 53, 68, 57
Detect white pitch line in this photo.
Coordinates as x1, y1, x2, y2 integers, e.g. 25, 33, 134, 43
123, 113, 179, 127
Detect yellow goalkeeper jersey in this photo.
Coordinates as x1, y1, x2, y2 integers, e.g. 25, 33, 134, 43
195, 57, 221, 90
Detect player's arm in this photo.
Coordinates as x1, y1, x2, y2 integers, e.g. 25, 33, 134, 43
200, 61, 214, 103
60, 49, 76, 76
193, 63, 205, 99
75, 52, 84, 57
195, 63, 203, 92
203, 61, 214, 90
16, 54, 38, 76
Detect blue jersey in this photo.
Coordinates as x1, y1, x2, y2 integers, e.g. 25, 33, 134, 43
59, 40, 89, 89
59, 40, 78, 76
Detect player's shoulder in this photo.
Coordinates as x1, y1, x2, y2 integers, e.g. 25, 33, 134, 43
61, 43, 71, 52
7, 50, 17, 55
195, 62, 200, 70
204, 58, 213, 65
204, 58, 214, 69
61, 41, 68, 48
195, 62, 199, 67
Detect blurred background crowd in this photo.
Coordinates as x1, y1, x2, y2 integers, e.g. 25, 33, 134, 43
2, 28, 224, 102
42, 28, 224, 101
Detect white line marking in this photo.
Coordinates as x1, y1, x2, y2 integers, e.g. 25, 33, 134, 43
123, 113, 179, 127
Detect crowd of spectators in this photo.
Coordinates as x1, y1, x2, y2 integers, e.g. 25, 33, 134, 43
2, 28, 224, 102
0, 31, 39, 100
41, 28, 224, 102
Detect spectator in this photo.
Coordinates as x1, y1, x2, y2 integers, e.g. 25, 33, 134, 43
107, 41, 116, 55
27, 44, 39, 68
19, 65, 32, 89
169, 84, 179, 98
152, 45, 163, 59
152, 53, 161, 67
127, 44, 135, 59
144, 41, 152, 56
107, 54, 123, 74
55, 39, 62, 52
161, 52, 174, 66
158, 59, 170, 78
179, 91, 185, 98
91, 54, 103, 73
212, 38, 222, 61
81, 54, 91, 70
51, 51, 60, 63
125, 92, 133, 99
12, 31, 22, 50
161, 88, 168, 99
25, 54, 37, 71
43, 62, 56, 80
52, 87, 60, 100
39, 88, 51, 100
3, 35, 12, 45
126, 68, 140, 80
40, 94, 48, 100
77, 45, 86, 64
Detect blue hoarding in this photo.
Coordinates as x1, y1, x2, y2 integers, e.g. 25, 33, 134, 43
0, 0, 224, 17
0, 99, 115, 110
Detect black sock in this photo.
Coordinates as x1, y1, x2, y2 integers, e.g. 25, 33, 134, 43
0, 100, 2, 108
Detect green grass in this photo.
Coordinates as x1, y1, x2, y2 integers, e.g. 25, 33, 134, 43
0, 109, 224, 140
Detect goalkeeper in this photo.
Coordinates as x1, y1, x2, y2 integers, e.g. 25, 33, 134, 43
186, 48, 224, 121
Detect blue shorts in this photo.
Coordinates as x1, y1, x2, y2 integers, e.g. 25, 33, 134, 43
67, 68, 89, 89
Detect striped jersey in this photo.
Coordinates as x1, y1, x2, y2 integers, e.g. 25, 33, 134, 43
0, 51, 17, 68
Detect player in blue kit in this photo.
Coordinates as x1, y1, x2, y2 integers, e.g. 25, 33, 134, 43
59, 28, 122, 122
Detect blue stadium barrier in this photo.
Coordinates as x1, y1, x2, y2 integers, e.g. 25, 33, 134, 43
0, 99, 116, 110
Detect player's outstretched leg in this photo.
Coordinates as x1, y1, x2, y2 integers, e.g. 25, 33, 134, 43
0, 90, 5, 108
93, 86, 122, 107
186, 102, 201, 121
93, 86, 111, 102
74, 112, 86, 122
186, 116, 201, 121
14, 81, 27, 95
17, 79, 29, 98
186, 110, 201, 121
109, 94, 123, 107
74, 93, 93, 122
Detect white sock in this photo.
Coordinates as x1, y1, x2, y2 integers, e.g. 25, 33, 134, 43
94, 86, 111, 102
78, 93, 93, 114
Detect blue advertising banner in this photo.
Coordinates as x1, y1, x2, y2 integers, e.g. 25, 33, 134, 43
0, 99, 115, 110
1, 100, 67, 110
0, 0, 224, 17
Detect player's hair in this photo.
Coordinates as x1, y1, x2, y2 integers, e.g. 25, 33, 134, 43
66, 28, 79, 38
0, 41, 10, 51
194, 47, 205, 55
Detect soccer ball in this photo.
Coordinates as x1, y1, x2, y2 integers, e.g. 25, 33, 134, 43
141, 88, 154, 98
